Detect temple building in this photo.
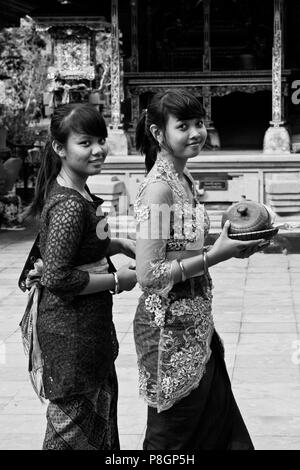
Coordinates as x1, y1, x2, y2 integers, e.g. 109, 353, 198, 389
1, 0, 300, 219
0, 0, 300, 152
2, 0, 300, 152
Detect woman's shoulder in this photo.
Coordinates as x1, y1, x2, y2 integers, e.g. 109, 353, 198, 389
43, 182, 86, 217
137, 175, 173, 205
49, 181, 85, 201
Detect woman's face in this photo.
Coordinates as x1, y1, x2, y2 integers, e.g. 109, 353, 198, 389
163, 114, 207, 159
62, 131, 108, 177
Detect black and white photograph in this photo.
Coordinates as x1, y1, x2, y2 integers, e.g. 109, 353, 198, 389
0, 0, 300, 452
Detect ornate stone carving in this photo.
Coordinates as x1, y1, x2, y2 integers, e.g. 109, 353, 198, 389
108, 0, 128, 155
127, 83, 271, 98
263, 125, 290, 154
131, 94, 140, 128
202, 0, 211, 72
130, 0, 139, 72
48, 36, 95, 81
264, 0, 290, 154
110, 0, 122, 130
35, 16, 112, 85
95, 29, 112, 93
211, 84, 271, 97
202, 85, 212, 124
272, 6, 282, 124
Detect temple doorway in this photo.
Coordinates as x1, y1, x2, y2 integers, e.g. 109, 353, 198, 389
212, 91, 271, 150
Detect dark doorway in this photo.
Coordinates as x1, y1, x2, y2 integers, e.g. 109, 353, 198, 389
213, 91, 271, 150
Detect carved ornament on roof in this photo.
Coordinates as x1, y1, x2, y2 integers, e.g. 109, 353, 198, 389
126, 83, 272, 98
34, 16, 111, 33
48, 25, 92, 40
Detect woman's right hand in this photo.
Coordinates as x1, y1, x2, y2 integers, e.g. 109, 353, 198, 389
209, 220, 270, 264
25, 258, 43, 289
117, 263, 137, 291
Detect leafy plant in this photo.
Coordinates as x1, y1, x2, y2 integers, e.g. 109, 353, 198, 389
0, 16, 51, 145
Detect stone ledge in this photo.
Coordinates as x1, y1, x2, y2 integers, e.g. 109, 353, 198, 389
266, 181, 300, 193
108, 212, 300, 253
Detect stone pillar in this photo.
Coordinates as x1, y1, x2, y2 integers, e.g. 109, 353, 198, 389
107, 0, 128, 155
202, 0, 211, 72
130, 0, 139, 72
146, 0, 153, 70
263, 0, 290, 154
127, 0, 140, 150
202, 0, 220, 149
130, 94, 140, 129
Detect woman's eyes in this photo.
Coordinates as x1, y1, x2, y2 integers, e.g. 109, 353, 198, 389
78, 138, 106, 146
79, 141, 91, 146
178, 121, 203, 130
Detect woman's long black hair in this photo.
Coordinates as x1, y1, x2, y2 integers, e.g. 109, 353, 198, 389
136, 88, 205, 173
29, 103, 107, 217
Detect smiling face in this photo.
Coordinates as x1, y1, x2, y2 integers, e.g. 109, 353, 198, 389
163, 114, 207, 160
59, 131, 108, 177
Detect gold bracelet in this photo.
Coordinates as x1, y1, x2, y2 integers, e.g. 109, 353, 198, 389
177, 259, 187, 282
203, 250, 208, 276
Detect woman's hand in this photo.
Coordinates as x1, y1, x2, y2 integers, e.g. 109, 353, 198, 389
25, 258, 43, 289
108, 238, 136, 259
117, 263, 137, 291
208, 220, 270, 264
118, 238, 136, 259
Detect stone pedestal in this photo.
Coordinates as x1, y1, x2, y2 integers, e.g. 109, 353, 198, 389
206, 125, 221, 149
263, 125, 290, 154
88, 174, 126, 214
107, 128, 129, 156
266, 179, 300, 214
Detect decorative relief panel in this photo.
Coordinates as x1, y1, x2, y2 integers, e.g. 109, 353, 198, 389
126, 83, 271, 97
48, 37, 95, 81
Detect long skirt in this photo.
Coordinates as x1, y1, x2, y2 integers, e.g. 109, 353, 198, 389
42, 365, 119, 450
143, 331, 254, 450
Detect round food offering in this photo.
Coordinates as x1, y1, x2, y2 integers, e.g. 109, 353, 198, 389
221, 199, 279, 241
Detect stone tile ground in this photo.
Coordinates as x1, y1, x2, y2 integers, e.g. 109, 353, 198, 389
0, 228, 299, 450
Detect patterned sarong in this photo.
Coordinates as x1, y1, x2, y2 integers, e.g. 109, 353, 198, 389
42, 365, 120, 450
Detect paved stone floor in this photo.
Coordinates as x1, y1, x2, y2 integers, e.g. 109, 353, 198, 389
0, 226, 300, 450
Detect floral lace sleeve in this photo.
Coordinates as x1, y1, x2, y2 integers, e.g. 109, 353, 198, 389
135, 181, 174, 297
41, 197, 90, 301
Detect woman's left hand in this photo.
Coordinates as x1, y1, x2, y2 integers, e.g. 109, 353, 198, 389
119, 238, 136, 259
108, 238, 136, 259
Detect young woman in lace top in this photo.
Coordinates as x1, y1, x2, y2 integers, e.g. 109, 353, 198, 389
134, 89, 268, 450
29, 103, 136, 450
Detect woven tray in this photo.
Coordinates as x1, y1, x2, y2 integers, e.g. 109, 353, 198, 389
228, 226, 279, 241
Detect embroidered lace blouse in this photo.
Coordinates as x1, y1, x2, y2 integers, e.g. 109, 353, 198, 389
134, 156, 214, 412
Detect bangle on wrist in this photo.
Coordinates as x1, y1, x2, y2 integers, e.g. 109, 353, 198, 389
203, 249, 209, 276
110, 272, 120, 295
177, 259, 187, 282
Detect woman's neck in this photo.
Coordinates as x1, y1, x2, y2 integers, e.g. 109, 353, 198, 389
57, 167, 88, 193
158, 150, 187, 179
